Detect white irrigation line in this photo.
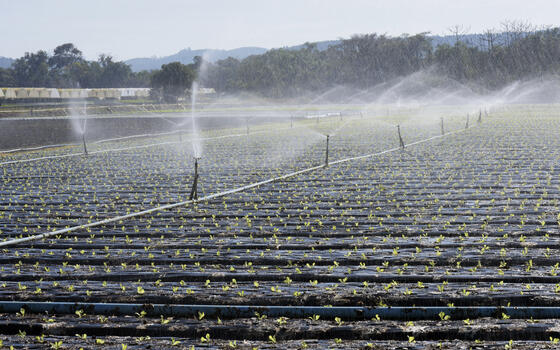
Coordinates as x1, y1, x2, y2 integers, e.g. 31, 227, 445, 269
0, 125, 474, 248
0, 142, 81, 154
0, 121, 352, 166
0, 111, 353, 156
0, 128, 296, 166
0, 129, 189, 155
0, 120, 321, 166
93, 129, 189, 144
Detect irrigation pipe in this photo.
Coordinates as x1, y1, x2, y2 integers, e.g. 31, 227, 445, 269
0, 129, 188, 155
0, 141, 180, 166
0, 124, 474, 248
0, 127, 289, 166
3, 271, 560, 284
0, 111, 352, 156
0, 301, 556, 320
0, 118, 325, 166
0, 142, 80, 154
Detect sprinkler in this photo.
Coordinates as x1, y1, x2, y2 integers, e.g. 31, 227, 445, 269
246, 117, 249, 135
290, 115, 293, 128
324, 135, 330, 167
189, 157, 200, 200
440, 117, 444, 135
82, 133, 88, 156
465, 114, 469, 129
81, 119, 88, 156
478, 110, 482, 123
397, 125, 405, 149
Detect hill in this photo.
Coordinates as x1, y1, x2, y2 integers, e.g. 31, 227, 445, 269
125, 47, 267, 72
0, 57, 14, 69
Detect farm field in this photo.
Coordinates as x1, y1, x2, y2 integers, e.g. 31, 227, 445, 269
1, 105, 560, 349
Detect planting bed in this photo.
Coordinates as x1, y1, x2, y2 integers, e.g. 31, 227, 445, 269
2, 106, 560, 348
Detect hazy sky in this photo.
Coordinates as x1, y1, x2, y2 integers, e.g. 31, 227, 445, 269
2, 0, 559, 60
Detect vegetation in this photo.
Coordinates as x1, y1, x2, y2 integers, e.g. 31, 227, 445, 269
2, 108, 560, 348
2, 23, 560, 99
203, 24, 560, 97
0, 43, 151, 88
150, 61, 197, 102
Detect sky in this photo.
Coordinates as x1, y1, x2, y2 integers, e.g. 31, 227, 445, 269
1, 0, 559, 61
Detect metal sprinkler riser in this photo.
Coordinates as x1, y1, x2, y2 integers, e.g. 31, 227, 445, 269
324, 135, 329, 167
189, 157, 200, 200
81, 118, 88, 156
397, 125, 405, 149
82, 133, 88, 156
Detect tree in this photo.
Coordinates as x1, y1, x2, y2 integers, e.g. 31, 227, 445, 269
12, 51, 49, 87
0, 68, 15, 87
49, 43, 83, 70
151, 62, 196, 102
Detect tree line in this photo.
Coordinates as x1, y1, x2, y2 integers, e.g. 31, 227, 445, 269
2, 23, 560, 100
203, 25, 560, 97
0, 43, 152, 88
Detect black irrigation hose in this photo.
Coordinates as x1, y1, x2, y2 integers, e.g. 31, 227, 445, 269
1, 301, 560, 320
3, 272, 560, 283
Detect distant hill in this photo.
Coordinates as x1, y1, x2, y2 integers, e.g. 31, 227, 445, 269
0, 57, 14, 69
286, 40, 340, 51
123, 34, 495, 72
1, 33, 507, 73
125, 47, 268, 72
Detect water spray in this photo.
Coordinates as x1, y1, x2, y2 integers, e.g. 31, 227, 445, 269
246, 117, 250, 135
397, 125, 405, 149
478, 110, 482, 123
324, 135, 330, 167
189, 157, 200, 200
440, 117, 444, 135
